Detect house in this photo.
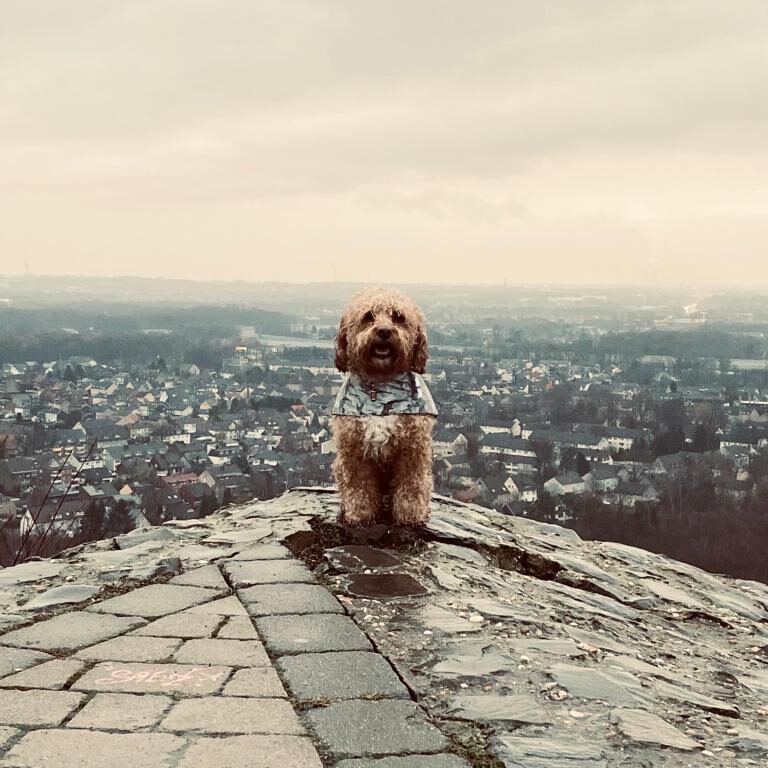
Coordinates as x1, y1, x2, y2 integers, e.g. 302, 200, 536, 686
479, 434, 536, 459
432, 429, 469, 458
503, 474, 538, 503
610, 480, 659, 507
543, 472, 586, 497
0, 457, 42, 494
583, 465, 620, 493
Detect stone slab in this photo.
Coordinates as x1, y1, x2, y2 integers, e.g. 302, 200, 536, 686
0, 648, 51, 679
88, 584, 222, 618
445, 695, 552, 725
0, 727, 19, 751
256, 614, 371, 655
73, 662, 231, 696
278, 651, 408, 701
0, 612, 143, 653
222, 667, 287, 697
336, 758, 470, 768
76, 636, 182, 663
491, 735, 607, 768
132, 613, 224, 639
1, 729, 186, 768
0, 659, 86, 691
231, 543, 293, 560
240, 583, 343, 616
184, 596, 248, 616
160, 696, 303, 735
306, 700, 447, 757
216, 616, 258, 640
21, 584, 100, 611
174, 638, 270, 667
0, 690, 86, 727
224, 559, 315, 586
0, 561, 65, 586
170, 564, 229, 590
177, 735, 322, 767
610, 708, 700, 751
547, 664, 643, 706
67, 693, 172, 731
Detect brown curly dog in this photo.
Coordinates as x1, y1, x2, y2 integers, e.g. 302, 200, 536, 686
331, 287, 437, 526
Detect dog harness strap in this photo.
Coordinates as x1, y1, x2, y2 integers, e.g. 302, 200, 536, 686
331, 373, 438, 417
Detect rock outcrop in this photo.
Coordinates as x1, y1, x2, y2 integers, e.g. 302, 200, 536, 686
1, 489, 767, 766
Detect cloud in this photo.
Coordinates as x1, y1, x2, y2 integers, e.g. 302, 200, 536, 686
0, 0, 767, 282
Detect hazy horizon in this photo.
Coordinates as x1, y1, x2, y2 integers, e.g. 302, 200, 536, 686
2, 1, 768, 285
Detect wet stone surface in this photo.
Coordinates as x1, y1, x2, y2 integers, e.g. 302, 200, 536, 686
256, 613, 372, 655
0, 612, 144, 652
491, 735, 608, 767
306, 699, 448, 757
444, 694, 552, 725
20, 584, 100, 611
72, 662, 232, 696
239, 583, 343, 616
277, 651, 409, 702
2, 489, 768, 768
609, 708, 700, 751
346, 573, 429, 599
325, 545, 404, 572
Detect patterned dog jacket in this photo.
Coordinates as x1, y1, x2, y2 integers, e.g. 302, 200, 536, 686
332, 372, 438, 417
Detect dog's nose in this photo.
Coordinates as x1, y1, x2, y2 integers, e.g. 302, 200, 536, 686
376, 327, 392, 340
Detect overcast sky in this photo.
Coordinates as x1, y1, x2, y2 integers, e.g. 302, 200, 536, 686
2, 1, 767, 286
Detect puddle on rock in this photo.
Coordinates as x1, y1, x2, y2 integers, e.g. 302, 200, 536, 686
325, 545, 403, 573
346, 573, 428, 599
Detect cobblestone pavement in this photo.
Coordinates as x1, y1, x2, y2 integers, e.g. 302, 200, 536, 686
3, 489, 768, 767
0, 541, 467, 768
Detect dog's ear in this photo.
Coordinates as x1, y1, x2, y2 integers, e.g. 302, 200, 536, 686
411, 325, 428, 373
334, 318, 349, 372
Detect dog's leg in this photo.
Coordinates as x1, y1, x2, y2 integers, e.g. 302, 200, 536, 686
391, 416, 433, 525
336, 457, 382, 526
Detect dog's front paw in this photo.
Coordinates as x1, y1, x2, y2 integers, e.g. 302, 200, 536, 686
338, 506, 377, 528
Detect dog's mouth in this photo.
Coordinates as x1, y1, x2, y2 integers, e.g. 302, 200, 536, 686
371, 342, 394, 360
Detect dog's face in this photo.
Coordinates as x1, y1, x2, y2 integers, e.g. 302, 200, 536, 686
335, 288, 428, 377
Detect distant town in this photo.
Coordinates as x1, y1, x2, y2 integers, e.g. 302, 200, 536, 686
1, 277, 767, 582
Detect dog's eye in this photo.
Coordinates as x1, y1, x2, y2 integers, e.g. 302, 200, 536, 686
392, 310, 405, 324
361, 311, 375, 324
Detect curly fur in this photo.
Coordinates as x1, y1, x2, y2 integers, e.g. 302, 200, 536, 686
331, 288, 434, 526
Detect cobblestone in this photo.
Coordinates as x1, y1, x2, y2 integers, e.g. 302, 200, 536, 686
0, 659, 86, 690
73, 662, 232, 696
76, 635, 182, 663
0, 728, 19, 750
132, 613, 224, 639
278, 651, 408, 701
231, 543, 293, 560
88, 584, 222, 618
170, 565, 229, 590
240, 583, 343, 616
67, 693, 172, 731
215, 616, 258, 639
176, 735, 322, 767
0, 690, 86, 727
306, 699, 448, 757
160, 696, 304, 735
1, 729, 186, 768
335, 757, 471, 768
0, 648, 51, 678
223, 559, 315, 586
0, 612, 143, 652
173, 638, 270, 667
256, 613, 371, 655
222, 667, 287, 697
184, 596, 248, 616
